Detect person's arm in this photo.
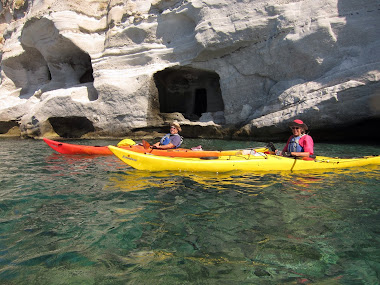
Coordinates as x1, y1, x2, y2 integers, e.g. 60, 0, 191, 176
287, 151, 310, 157
276, 150, 310, 157
300, 135, 314, 155
153, 143, 175, 149
282, 136, 292, 153
275, 137, 291, 155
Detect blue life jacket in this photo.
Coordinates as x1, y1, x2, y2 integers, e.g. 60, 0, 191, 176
160, 133, 183, 148
287, 135, 304, 152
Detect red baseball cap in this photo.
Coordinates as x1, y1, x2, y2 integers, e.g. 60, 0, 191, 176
289, 119, 308, 130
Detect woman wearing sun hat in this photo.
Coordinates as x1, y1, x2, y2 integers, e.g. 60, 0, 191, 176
152, 122, 183, 149
276, 119, 314, 157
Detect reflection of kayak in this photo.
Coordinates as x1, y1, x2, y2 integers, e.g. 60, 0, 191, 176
108, 146, 380, 172
43, 138, 241, 157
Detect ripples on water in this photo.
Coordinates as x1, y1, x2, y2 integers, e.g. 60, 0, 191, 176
0, 139, 379, 284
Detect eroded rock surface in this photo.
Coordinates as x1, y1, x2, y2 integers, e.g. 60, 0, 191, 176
0, 0, 379, 141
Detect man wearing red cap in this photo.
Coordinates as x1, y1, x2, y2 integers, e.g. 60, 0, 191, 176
276, 119, 314, 157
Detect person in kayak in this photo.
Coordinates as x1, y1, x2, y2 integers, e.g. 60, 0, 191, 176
152, 122, 183, 149
276, 119, 314, 157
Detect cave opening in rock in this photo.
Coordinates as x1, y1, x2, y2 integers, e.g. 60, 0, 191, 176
0, 121, 19, 134
153, 67, 224, 121
19, 17, 95, 95
194, 88, 207, 117
48, 116, 95, 138
79, 65, 94, 83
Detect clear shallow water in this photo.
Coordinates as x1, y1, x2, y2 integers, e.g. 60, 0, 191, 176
0, 138, 379, 284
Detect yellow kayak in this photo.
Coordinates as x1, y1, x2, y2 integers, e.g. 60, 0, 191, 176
108, 146, 380, 172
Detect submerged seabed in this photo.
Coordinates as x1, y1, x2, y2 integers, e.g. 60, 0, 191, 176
0, 139, 379, 284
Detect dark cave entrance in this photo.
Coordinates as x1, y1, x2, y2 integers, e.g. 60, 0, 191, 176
79, 65, 94, 83
194, 88, 207, 117
48, 116, 95, 138
153, 67, 224, 121
0, 121, 19, 134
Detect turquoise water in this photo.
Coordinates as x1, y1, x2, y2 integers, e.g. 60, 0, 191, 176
0, 138, 379, 284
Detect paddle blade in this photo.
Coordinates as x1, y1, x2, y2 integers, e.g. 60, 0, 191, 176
265, 142, 276, 152
117, 139, 136, 147
142, 140, 151, 149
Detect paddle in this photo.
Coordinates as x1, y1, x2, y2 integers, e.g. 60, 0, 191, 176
142, 140, 151, 149
117, 138, 136, 147
265, 142, 276, 152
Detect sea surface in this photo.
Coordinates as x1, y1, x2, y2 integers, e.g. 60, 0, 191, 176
0, 138, 379, 285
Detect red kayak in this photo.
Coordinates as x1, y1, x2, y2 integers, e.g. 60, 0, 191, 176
43, 138, 242, 157
43, 138, 126, 155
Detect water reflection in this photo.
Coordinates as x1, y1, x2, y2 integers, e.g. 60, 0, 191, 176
104, 165, 379, 194
106, 171, 185, 192
107, 171, 286, 195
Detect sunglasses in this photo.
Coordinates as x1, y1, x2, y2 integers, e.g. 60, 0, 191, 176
170, 126, 177, 129
291, 127, 300, 130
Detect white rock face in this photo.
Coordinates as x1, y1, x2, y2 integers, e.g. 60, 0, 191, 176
0, 0, 379, 140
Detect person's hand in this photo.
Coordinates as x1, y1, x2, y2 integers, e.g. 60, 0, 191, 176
275, 150, 282, 156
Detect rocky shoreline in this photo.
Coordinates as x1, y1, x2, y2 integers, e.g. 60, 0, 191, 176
1, 1, 379, 141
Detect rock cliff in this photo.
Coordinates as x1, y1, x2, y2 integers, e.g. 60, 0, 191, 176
1, 0, 379, 141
